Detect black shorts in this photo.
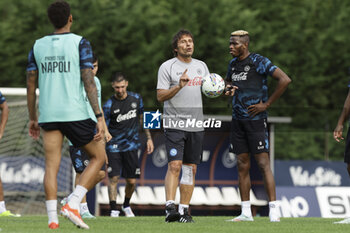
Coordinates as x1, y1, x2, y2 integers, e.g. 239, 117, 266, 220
164, 129, 204, 165
39, 119, 96, 147
230, 118, 269, 155
107, 150, 140, 178
69, 146, 106, 173
344, 127, 350, 163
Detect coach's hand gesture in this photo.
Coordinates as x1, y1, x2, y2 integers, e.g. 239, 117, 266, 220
179, 69, 190, 88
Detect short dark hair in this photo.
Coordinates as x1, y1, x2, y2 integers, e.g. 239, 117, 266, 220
47, 1, 71, 29
92, 52, 98, 63
172, 29, 194, 57
111, 72, 127, 83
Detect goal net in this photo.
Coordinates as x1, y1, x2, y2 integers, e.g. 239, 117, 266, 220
0, 88, 72, 215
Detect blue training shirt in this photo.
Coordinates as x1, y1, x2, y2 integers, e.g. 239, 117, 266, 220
226, 53, 277, 120
103, 91, 144, 152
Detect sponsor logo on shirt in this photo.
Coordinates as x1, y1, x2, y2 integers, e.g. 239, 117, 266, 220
231, 72, 247, 81
187, 77, 202, 86
116, 109, 137, 122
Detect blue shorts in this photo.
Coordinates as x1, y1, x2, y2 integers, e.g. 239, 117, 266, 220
69, 146, 106, 173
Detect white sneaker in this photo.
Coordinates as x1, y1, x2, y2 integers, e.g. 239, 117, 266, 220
226, 214, 254, 222
110, 210, 120, 218
269, 213, 280, 222
269, 208, 280, 222
122, 206, 135, 217
334, 218, 350, 224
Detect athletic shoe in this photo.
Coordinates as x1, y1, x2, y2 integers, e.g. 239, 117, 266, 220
48, 222, 59, 229
60, 203, 89, 229
269, 213, 280, 222
226, 214, 254, 222
178, 208, 194, 223
122, 206, 135, 217
334, 218, 350, 224
165, 203, 180, 222
110, 210, 120, 217
60, 197, 67, 206
81, 211, 96, 219
0, 210, 19, 217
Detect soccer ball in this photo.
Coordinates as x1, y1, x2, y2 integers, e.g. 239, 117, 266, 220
201, 73, 225, 98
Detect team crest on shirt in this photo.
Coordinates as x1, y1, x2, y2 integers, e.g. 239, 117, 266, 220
244, 65, 250, 72
197, 69, 202, 75
83, 160, 89, 166
131, 102, 137, 109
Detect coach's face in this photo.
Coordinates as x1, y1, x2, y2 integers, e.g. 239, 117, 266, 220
229, 36, 246, 58
175, 34, 194, 58
112, 80, 128, 100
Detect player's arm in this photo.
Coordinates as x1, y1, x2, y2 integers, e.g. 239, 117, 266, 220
0, 100, 9, 139
81, 68, 104, 140
264, 68, 291, 108
157, 69, 190, 102
139, 115, 154, 154
334, 89, 350, 142
248, 68, 291, 116
26, 70, 40, 140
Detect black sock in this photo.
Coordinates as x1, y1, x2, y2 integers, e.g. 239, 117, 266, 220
123, 198, 131, 208
110, 201, 117, 211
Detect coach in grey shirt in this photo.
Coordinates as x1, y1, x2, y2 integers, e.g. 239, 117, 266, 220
157, 29, 209, 223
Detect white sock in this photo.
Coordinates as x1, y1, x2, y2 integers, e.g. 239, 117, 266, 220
68, 185, 87, 210
269, 201, 278, 215
67, 193, 73, 201
241, 201, 252, 217
178, 204, 189, 215
80, 202, 89, 214
0, 201, 6, 213
46, 200, 58, 224
165, 200, 175, 206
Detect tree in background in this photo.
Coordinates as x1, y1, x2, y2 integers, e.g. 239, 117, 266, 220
1, 0, 350, 160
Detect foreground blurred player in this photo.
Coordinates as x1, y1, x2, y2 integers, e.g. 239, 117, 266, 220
333, 76, 350, 224
0, 93, 16, 217
26, 1, 106, 229
62, 54, 110, 219
157, 29, 209, 223
225, 30, 291, 222
103, 72, 154, 218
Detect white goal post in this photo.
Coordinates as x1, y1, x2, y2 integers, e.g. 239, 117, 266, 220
0, 87, 72, 215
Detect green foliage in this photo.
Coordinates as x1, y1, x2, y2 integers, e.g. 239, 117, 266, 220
1, 0, 349, 160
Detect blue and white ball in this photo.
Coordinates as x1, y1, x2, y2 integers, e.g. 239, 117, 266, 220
201, 73, 225, 98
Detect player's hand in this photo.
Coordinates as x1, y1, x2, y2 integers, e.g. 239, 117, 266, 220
179, 69, 190, 88
105, 131, 112, 143
94, 119, 105, 141
28, 120, 40, 140
333, 125, 344, 142
146, 139, 154, 154
247, 101, 268, 117
224, 85, 238, 96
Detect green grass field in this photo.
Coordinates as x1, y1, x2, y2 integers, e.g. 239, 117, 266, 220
0, 216, 349, 233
